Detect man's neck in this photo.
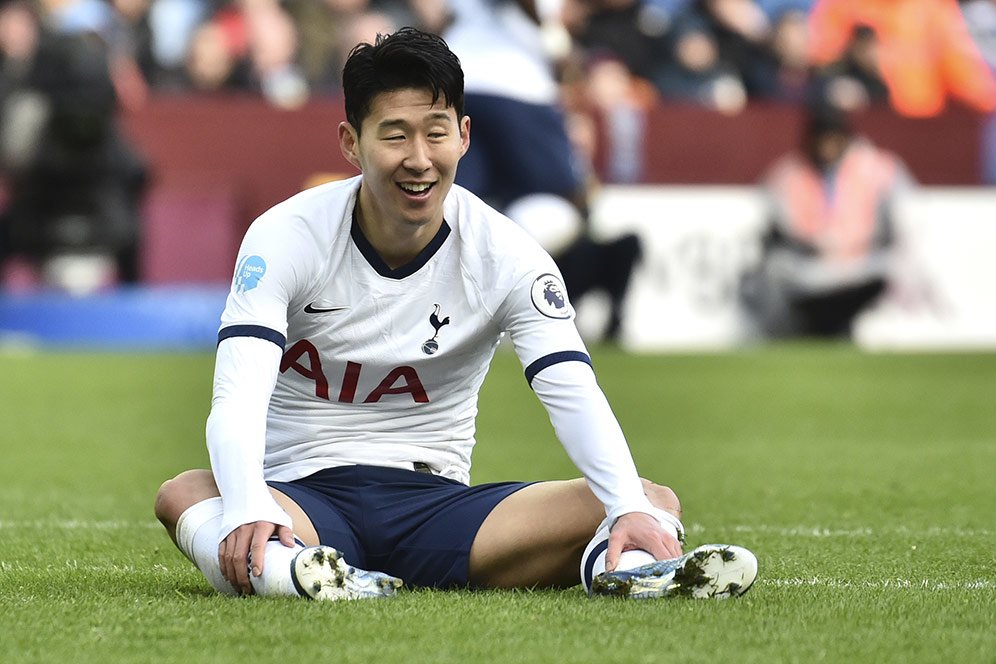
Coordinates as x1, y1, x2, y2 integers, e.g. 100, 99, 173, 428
354, 188, 443, 270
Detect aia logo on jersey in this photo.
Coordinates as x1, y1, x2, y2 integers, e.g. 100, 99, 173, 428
422, 304, 450, 355
281, 340, 429, 403
531, 273, 572, 319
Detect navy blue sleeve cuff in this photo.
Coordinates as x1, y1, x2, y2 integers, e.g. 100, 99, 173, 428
524, 351, 593, 386
217, 325, 286, 350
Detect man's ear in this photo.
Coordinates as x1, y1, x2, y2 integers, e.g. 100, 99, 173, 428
339, 122, 361, 170
459, 115, 470, 157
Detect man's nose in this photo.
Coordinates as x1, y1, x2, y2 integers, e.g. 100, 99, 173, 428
403, 138, 431, 171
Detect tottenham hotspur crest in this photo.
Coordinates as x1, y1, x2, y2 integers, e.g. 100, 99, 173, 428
530, 273, 572, 319
422, 304, 451, 355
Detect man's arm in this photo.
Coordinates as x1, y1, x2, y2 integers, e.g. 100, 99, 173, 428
529, 360, 683, 566
493, 224, 681, 567
206, 335, 294, 593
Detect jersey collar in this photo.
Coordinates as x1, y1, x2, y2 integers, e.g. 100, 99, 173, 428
350, 209, 451, 279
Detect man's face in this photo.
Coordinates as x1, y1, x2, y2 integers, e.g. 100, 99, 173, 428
810, 130, 849, 168
339, 87, 469, 231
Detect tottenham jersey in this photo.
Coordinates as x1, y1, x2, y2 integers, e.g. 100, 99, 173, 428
218, 176, 589, 485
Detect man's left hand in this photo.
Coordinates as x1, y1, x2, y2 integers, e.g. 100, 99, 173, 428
605, 511, 683, 572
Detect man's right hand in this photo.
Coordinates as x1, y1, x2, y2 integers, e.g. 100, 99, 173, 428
219, 521, 296, 594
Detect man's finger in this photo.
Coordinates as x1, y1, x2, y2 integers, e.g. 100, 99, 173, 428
640, 535, 669, 562
230, 527, 253, 594
249, 523, 274, 577
218, 540, 231, 586
220, 535, 242, 592
605, 531, 624, 572
662, 534, 683, 559
277, 525, 296, 548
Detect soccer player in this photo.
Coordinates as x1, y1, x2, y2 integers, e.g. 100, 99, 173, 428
153, 27, 757, 601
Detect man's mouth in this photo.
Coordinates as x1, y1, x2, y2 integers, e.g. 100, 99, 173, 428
398, 182, 435, 197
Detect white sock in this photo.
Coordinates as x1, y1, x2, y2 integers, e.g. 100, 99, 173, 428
579, 509, 685, 595
248, 537, 306, 597
175, 497, 305, 597
175, 497, 238, 595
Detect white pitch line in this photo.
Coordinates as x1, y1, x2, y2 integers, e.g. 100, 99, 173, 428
0, 520, 162, 530
761, 578, 996, 592
685, 523, 992, 538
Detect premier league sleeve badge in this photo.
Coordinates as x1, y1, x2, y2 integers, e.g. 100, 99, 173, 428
530, 273, 573, 320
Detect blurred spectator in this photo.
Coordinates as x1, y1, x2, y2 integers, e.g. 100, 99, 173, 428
652, 15, 747, 112
743, 106, 915, 338
810, 23, 890, 111
0, 0, 38, 96
39, 0, 150, 110
242, 0, 309, 108
579, 54, 658, 182
570, 0, 671, 83
962, 0, 996, 73
0, 18, 147, 290
750, 8, 815, 103
755, 0, 813, 19
286, 0, 417, 94
326, 8, 398, 94
676, 0, 773, 96
147, 0, 209, 88
962, 0, 996, 184
183, 17, 252, 92
180, 0, 311, 106
108, 0, 156, 100
645, 0, 695, 16
808, 0, 996, 117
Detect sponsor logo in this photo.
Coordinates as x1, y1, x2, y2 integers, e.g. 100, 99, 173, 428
281, 340, 429, 403
304, 303, 349, 314
422, 304, 450, 355
530, 273, 572, 319
235, 255, 267, 293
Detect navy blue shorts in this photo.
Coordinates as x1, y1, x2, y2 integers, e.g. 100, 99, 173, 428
456, 93, 584, 207
267, 465, 532, 588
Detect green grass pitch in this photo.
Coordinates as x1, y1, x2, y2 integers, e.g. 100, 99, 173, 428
1, 345, 994, 663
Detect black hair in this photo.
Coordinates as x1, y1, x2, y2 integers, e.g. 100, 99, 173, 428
804, 103, 853, 140
342, 27, 464, 134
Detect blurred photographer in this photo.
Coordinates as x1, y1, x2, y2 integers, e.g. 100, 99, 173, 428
1, 3, 146, 291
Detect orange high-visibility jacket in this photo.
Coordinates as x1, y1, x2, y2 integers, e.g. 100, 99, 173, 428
808, 0, 996, 117
765, 139, 907, 262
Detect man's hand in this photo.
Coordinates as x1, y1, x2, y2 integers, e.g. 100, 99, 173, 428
218, 521, 295, 595
605, 512, 683, 572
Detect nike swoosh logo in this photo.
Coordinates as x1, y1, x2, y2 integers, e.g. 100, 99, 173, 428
304, 303, 349, 314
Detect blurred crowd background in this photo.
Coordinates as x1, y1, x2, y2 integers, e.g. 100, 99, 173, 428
2, 0, 994, 115
0, 0, 994, 347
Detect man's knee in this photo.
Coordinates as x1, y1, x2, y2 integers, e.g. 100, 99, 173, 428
154, 469, 218, 532
640, 478, 681, 520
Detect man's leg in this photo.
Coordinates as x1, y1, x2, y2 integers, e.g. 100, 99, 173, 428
154, 469, 320, 547
154, 469, 319, 595
154, 469, 400, 599
468, 478, 681, 589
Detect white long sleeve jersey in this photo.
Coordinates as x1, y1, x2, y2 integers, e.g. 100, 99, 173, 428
208, 176, 654, 539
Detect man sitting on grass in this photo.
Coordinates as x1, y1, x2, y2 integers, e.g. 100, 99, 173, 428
153, 27, 757, 601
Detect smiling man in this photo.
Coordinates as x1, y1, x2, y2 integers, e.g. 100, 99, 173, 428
153, 27, 757, 601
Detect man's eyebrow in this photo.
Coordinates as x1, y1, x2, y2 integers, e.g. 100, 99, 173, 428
376, 112, 454, 130
376, 119, 409, 130
424, 111, 455, 122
